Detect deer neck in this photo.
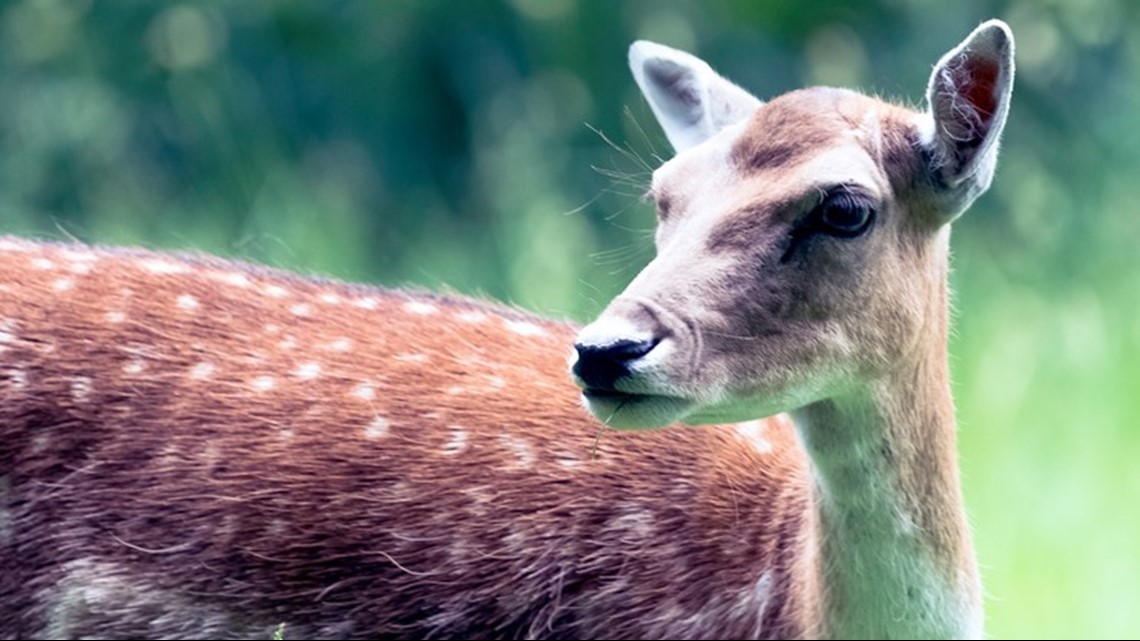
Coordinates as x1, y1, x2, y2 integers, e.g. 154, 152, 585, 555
792, 258, 982, 640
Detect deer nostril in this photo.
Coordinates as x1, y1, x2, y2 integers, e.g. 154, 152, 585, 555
577, 337, 657, 362
572, 337, 660, 391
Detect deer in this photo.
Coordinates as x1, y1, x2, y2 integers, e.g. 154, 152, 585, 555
0, 19, 1014, 640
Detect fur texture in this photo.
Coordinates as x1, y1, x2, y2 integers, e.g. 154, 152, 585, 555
0, 238, 814, 639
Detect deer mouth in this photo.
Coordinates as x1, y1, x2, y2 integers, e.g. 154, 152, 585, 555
581, 387, 639, 401
579, 388, 694, 429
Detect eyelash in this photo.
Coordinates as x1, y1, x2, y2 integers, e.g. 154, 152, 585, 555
779, 188, 877, 262
814, 192, 876, 238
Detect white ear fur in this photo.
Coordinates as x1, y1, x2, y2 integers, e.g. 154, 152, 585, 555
923, 19, 1016, 218
629, 41, 762, 153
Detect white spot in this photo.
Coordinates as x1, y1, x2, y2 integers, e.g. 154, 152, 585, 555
504, 531, 528, 553
202, 443, 220, 468
0, 326, 16, 345
0, 477, 10, 541
442, 426, 468, 456
212, 272, 251, 288
460, 485, 493, 517
735, 571, 775, 620
31, 258, 55, 270
68, 262, 94, 275
263, 324, 280, 334
48, 558, 221, 629
251, 376, 276, 392
324, 338, 352, 352
140, 259, 188, 275
387, 481, 411, 501
364, 416, 389, 439
504, 319, 546, 337
498, 435, 536, 468
456, 310, 487, 324
0, 239, 30, 252
176, 294, 199, 310
290, 303, 312, 317
61, 249, 97, 263
485, 375, 507, 390
218, 514, 239, 543
31, 433, 49, 452
278, 336, 297, 350
351, 382, 375, 401
123, 360, 145, 375
354, 297, 378, 310
462, 485, 492, 504
189, 362, 216, 380
608, 507, 656, 539
735, 420, 773, 455
448, 540, 470, 563
403, 301, 437, 316
394, 353, 428, 364
4, 369, 27, 390
105, 311, 126, 324
319, 292, 341, 305
264, 285, 289, 298
71, 377, 92, 401
267, 519, 288, 538
294, 362, 322, 380
555, 451, 581, 468
51, 277, 74, 292
446, 386, 465, 395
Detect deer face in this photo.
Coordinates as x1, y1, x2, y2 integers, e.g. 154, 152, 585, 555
573, 24, 1014, 429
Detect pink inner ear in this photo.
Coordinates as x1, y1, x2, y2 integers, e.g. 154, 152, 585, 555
961, 56, 999, 123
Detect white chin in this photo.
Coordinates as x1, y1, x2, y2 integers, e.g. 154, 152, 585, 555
579, 392, 694, 430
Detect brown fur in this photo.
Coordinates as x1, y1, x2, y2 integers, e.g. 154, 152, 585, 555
624, 88, 940, 407
730, 90, 848, 173
0, 238, 815, 639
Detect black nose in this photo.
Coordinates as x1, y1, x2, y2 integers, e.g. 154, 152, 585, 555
573, 337, 658, 391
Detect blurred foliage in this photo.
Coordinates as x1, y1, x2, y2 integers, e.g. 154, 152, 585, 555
1, 0, 1137, 638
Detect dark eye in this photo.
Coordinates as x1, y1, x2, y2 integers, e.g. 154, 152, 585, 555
653, 194, 673, 221
816, 194, 875, 238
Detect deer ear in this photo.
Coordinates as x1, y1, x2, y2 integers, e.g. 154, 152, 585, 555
629, 41, 762, 153
923, 19, 1015, 220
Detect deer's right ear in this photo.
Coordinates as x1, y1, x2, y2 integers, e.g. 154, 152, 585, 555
629, 41, 762, 154
922, 20, 1015, 221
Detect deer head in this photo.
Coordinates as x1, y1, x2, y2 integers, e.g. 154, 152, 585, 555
571, 21, 1014, 431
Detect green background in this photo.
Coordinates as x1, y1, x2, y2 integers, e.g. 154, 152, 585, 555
2, 1, 1137, 637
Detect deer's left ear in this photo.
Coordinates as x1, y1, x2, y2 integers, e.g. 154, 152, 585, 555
923, 19, 1015, 220
629, 41, 762, 154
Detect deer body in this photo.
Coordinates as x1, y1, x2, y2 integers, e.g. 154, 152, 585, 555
0, 239, 817, 639
0, 20, 1014, 641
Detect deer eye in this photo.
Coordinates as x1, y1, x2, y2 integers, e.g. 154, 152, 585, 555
815, 193, 876, 238
653, 194, 673, 221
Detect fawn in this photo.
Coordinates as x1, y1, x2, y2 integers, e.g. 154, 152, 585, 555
0, 20, 1014, 640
